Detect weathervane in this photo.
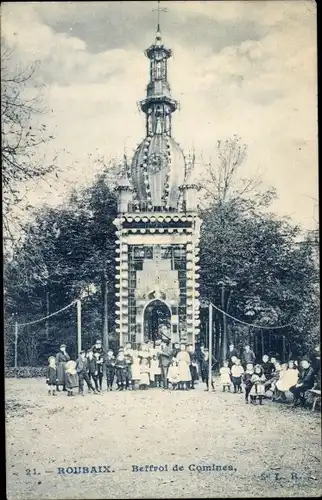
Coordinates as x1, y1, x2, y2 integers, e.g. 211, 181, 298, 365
153, 0, 167, 32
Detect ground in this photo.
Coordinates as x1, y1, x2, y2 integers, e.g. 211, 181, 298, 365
5, 378, 322, 499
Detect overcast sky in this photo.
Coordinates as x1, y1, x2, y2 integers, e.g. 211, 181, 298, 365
2, 1, 318, 229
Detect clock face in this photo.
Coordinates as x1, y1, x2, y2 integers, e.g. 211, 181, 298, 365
147, 153, 167, 174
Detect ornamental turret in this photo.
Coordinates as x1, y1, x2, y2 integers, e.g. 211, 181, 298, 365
130, 23, 185, 210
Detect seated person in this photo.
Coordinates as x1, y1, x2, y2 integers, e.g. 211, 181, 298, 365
289, 358, 315, 407
261, 354, 275, 390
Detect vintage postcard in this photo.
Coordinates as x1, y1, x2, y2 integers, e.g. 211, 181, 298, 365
3, 1, 320, 499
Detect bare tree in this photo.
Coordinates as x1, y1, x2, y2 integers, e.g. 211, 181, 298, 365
1, 39, 57, 248
197, 135, 275, 207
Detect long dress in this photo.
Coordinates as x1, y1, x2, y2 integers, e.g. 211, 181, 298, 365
168, 364, 179, 384
276, 368, 288, 391
220, 367, 231, 386
139, 364, 150, 386
65, 361, 78, 389
131, 359, 141, 381
250, 374, 266, 396
176, 351, 192, 382
149, 358, 161, 381
55, 351, 70, 386
277, 368, 299, 392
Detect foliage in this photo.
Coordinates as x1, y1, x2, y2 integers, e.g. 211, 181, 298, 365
1, 39, 57, 248
4, 168, 118, 365
5, 367, 47, 378
197, 135, 319, 361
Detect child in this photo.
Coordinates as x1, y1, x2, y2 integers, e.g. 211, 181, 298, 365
124, 343, 133, 390
76, 350, 97, 395
250, 365, 266, 404
131, 352, 141, 390
201, 349, 215, 391
46, 356, 58, 396
167, 359, 179, 390
105, 349, 116, 391
275, 362, 289, 401
231, 358, 244, 393
65, 360, 79, 397
94, 352, 104, 391
149, 354, 162, 387
220, 361, 231, 392
139, 358, 150, 390
243, 363, 254, 403
271, 362, 282, 398
87, 350, 100, 392
189, 354, 199, 389
92, 339, 104, 390
115, 349, 128, 391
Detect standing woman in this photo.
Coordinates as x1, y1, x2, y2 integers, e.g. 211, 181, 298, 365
176, 343, 192, 390
55, 344, 70, 392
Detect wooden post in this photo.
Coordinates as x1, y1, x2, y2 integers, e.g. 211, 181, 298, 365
14, 321, 18, 369
76, 300, 82, 354
103, 275, 109, 351
208, 303, 213, 391
221, 284, 227, 363
282, 335, 286, 363
261, 331, 264, 358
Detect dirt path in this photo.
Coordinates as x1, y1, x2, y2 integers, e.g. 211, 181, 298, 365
5, 378, 322, 499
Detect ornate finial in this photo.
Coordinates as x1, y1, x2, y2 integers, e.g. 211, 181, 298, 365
153, 0, 167, 36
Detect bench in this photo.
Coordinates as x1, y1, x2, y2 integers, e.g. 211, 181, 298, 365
308, 389, 321, 411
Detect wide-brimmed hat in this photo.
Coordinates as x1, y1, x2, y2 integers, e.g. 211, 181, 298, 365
65, 360, 76, 370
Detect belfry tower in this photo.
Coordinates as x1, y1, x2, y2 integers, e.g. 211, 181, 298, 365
114, 20, 201, 347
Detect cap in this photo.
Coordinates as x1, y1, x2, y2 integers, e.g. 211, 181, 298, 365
60, 344, 66, 348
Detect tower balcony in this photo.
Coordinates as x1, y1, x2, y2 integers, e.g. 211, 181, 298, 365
140, 95, 177, 114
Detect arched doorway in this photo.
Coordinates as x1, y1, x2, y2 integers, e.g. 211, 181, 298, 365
143, 300, 171, 343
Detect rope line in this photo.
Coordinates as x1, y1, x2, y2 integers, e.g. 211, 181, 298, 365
17, 300, 78, 327
209, 302, 292, 330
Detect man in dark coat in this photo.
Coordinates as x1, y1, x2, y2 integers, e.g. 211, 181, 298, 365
55, 344, 70, 392
87, 349, 100, 392
289, 358, 315, 407
243, 345, 256, 368
158, 341, 172, 388
201, 348, 217, 391
261, 354, 276, 390
195, 343, 205, 380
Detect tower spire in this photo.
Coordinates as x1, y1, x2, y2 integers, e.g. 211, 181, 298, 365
140, 3, 177, 137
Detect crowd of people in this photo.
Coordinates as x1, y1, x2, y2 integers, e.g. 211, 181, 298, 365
46, 340, 320, 409
46, 339, 216, 396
